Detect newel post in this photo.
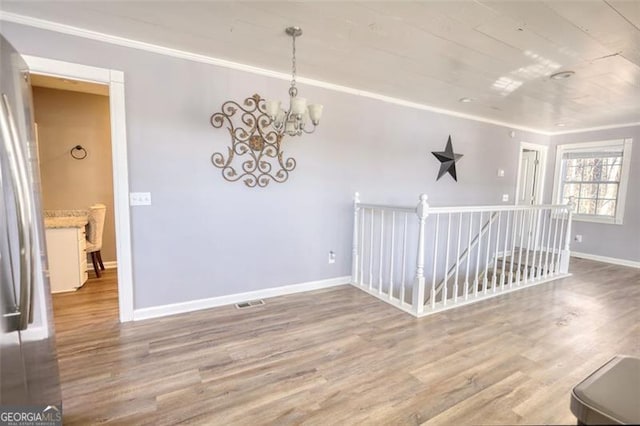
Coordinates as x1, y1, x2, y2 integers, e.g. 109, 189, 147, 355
351, 192, 361, 284
412, 194, 429, 315
560, 196, 575, 274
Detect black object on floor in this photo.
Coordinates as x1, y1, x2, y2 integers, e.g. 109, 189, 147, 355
571, 355, 640, 425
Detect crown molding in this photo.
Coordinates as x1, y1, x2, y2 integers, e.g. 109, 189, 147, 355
0, 11, 293, 81
547, 121, 640, 136
1, 11, 638, 138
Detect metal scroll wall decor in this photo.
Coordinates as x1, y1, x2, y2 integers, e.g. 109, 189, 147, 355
210, 93, 295, 188
210, 26, 323, 188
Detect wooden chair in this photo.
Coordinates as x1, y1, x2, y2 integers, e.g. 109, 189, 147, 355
86, 204, 106, 278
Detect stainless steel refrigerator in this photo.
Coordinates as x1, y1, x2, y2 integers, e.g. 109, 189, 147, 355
0, 34, 62, 411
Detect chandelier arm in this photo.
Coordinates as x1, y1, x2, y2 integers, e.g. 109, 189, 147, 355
302, 124, 317, 134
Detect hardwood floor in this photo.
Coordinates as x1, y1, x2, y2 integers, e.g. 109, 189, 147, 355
51, 259, 639, 425
52, 268, 120, 335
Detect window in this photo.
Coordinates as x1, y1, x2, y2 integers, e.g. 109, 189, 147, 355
553, 139, 632, 224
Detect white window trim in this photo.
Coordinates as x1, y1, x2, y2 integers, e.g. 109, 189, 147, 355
552, 138, 633, 225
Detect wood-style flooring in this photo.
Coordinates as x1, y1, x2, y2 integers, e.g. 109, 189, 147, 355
51, 259, 640, 425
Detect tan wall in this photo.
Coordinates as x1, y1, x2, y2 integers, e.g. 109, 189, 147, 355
33, 87, 117, 263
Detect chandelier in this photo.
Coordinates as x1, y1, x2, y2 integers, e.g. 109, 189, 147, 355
208, 26, 323, 187
265, 26, 323, 136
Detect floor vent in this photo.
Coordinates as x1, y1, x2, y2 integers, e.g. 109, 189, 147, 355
235, 299, 265, 309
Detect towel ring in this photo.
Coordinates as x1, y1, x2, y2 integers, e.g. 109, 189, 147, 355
70, 145, 87, 160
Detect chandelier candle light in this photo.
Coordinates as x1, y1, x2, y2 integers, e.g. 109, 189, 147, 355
265, 26, 323, 136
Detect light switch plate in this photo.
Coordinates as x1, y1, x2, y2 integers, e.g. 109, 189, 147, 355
497, 169, 505, 177
130, 192, 152, 206
502, 194, 509, 202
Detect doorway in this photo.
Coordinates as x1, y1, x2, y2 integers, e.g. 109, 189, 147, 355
514, 142, 548, 253
24, 56, 134, 323
515, 142, 548, 206
31, 75, 120, 330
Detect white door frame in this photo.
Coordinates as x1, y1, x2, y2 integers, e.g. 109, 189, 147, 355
514, 141, 548, 205
25, 55, 134, 322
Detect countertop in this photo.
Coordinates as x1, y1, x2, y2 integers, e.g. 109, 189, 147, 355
43, 210, 89, 229
44, 216, 88, 229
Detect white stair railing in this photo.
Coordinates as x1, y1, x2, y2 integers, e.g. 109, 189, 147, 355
351, 193, 574, 317
432, 211, 499, 300
351, 193, 419, 315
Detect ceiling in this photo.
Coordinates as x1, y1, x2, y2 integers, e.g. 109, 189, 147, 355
1, 1, 639, 133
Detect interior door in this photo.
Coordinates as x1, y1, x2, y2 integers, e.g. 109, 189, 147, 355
518, 149, 539, 205
516, 149, 542, 255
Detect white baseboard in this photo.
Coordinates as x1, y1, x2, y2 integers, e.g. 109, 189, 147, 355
85, 260, 117, 272
133, 275, 351, 321
571, 251, 640, 269
102, 261, 117, 269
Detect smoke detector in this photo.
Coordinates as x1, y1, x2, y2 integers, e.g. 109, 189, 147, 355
550, 71, 575, 80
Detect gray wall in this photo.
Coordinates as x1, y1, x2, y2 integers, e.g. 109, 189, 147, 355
546, 125, 640, 263
2, 22, 552, 309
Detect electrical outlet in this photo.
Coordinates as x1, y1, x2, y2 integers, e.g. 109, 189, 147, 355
497, 169, 505, 177
328, 251, 336, 264
574, 234, 582, 243
502, 194, 509, 202
130, 192, 152, 206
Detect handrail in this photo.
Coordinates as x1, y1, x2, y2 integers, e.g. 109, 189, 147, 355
428, 211, 499, 302
360, 202, 570, 214
358, 203, 415, 213
429, 204, 569, 213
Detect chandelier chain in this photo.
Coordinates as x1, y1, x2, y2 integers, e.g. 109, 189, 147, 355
291, 33, 297, 89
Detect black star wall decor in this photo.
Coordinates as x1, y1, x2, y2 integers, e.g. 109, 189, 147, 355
431, 135, 463, 182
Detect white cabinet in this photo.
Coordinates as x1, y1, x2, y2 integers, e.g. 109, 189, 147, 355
45, 227, 88, 293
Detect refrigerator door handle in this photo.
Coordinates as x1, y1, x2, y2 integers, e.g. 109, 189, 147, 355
0, 93, 33, 331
